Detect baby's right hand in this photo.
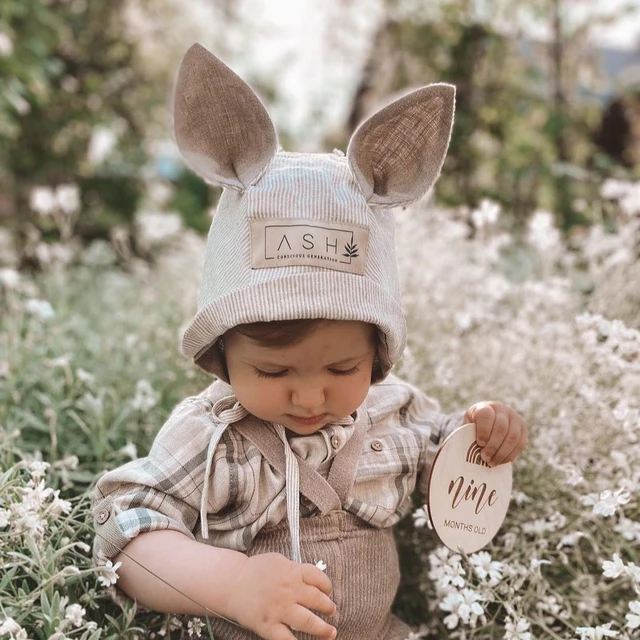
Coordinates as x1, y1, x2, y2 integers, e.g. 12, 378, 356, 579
222, 552, 337, 640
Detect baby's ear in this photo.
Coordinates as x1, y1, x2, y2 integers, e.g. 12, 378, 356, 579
347, 84, 455, 207
171, 43, 278, 190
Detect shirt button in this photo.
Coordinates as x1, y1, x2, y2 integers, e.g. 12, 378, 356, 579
330, 435, 341, 450
96, 509, 110, 525
371, 439, 383, 451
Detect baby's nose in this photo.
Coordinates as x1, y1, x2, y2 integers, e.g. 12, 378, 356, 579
291, 384, 326, 412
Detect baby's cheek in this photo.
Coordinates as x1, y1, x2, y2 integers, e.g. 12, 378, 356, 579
250, 381, 288, 415
336, 373, 370, 413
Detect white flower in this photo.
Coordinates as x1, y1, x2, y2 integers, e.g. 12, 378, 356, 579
87, 126, 117, 166
0, 618, 21, 634
582, 489, 631, 517
76, 392, 103, 418
65, 603, 86, 627
412, 506, 432, 528
56, 454, 79, 472
600, 178, 629, 200
556, 531, 586, 549
575, 622, 619, 638
45, 354, 72, 369
131, 379, 160, 413
512, 490, 530, 504
626, 601, 640, 630
602, 553, 626, 579
97, 560, 122, 587
135, 210, 183, 250
48, 491, 72, 518
76, 368, 96, 385
614, 517, 640, 543
315, 560, 327, 571
148, 181, 173, 205
0, 268, 20, 290
55, 184, 80, 215
470, 551, 503, 585
118, 440, 138, 460
471, 199, 501, 229
627, 563, 640, 583
29, 186, 57, 215
187, 618, 205, 637
428, 547, 466, 589
0, 32, 13, 56
504, 616, 532, 640
25, 298, 55, 320
562, 464, 584, 486
20, 479, 54, 510
529, 557, 551, 573
526, 210, 562, 253
27, 460, 50, 481
439, 588, 485, 629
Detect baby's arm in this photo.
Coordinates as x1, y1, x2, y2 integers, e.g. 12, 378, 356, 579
113, 529, 245, 614
93, 397, 336, 640
113, 530, 337, 640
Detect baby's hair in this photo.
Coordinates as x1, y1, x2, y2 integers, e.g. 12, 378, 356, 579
216, 319, 384, 384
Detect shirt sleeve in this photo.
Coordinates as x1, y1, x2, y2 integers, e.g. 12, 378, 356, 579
91, 396, 217, 606
401, 382, 466, 497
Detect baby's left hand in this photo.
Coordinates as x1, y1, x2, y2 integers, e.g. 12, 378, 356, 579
463, 402, 527, 467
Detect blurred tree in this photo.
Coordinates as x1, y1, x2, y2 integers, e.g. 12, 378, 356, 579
0, 0, 157, 260
0, 0, 248, 264
334, 0, 639, 233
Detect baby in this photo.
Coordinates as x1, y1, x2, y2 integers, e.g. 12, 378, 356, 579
92, 43, 527, 640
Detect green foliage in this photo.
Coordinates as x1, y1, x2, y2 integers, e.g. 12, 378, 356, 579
342, 0, 640, 232
168, 169, 220, 236
0, 0, 164, 249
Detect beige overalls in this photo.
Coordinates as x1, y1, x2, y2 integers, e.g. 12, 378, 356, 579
199, 397, 413, 640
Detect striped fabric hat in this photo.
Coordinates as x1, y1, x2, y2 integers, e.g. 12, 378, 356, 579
172, 43, 455, 383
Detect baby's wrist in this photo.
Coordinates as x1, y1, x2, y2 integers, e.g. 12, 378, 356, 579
206, 547, 249, 619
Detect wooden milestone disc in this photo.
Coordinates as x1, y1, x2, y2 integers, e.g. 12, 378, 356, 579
427, 423, 513, 554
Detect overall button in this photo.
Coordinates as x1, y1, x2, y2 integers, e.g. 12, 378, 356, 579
370, 439, 383, 451
330, 435, 341, 450
96, 509, 110, 525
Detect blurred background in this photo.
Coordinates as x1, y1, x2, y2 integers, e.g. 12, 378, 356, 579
1, 3, 640, 637
1, 0, 640, 268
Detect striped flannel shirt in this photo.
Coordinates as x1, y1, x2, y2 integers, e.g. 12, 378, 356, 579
92, 372, 465, 570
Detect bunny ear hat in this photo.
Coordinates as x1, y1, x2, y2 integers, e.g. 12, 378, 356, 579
173, 43, 455, 383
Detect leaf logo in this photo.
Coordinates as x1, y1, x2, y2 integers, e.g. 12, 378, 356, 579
343, 242, 359, 258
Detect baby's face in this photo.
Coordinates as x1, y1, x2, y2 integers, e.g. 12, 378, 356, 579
224, 321, 377, 435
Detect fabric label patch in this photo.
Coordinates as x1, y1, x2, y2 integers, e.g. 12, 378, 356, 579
250, 218, 368, 275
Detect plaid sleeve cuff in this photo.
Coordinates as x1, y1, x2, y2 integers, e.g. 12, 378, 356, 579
91, 495, 196, 609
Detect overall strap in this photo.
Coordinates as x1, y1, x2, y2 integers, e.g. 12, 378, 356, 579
326, 411, 368, 504
234, 418, 342, 514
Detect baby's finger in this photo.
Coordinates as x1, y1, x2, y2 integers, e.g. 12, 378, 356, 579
480, 410, 509, 464
298, 584, 336, 617
487, 420, 521, 466
471, 403, 496, 447
502, 422, 528, 465
286, 604, 337, 639
302, 563, 333, 596
269, 624, 298, 640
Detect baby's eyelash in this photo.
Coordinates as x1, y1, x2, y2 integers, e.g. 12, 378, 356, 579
253, 369, 287, 379
332, 366, 360, 376
253, 366, 360, 379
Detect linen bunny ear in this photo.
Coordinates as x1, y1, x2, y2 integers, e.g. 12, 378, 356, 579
171, 43, 278, 190
347, 84, 455, 207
